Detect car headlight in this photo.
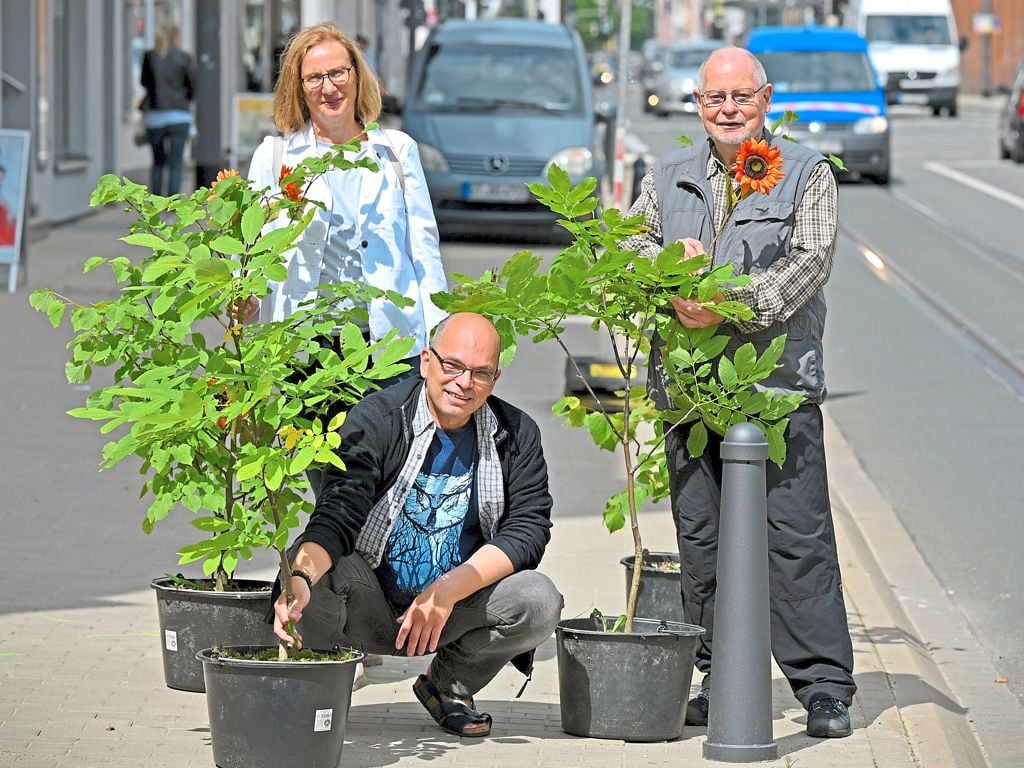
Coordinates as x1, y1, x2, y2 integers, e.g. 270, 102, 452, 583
853, 116, 889, 135
417, 143, 449, 173
545, 147, 594, 178
936, 64, 960, 84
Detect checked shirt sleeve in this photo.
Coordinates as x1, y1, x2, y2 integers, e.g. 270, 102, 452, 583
720, 160, 838, 333
620, 170, 664, 259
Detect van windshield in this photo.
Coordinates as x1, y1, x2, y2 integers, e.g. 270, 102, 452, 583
416, 44, 583, 114
864, 15, 951, 45
759, 51, 878, 93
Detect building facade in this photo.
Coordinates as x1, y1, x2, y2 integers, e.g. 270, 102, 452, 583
0, 0, 392, 231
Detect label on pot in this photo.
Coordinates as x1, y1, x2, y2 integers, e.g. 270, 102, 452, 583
314, 709, 333, 732
164, 630, 178, 652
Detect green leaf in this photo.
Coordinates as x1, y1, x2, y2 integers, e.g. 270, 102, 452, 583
211, 235, 245, 256
290, 445, 316, 474
235, 454, 266, 481
241, 203, 266, 244
194, 257, 232, 282
717, 356, 738, 390
685, 421, 708, 458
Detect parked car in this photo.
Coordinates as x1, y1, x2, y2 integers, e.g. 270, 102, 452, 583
400, 19, 613, 239
747, 26, 891, 185
638, 40, 665, 113
649, 40, 723, 117
998, 59, 1024, 163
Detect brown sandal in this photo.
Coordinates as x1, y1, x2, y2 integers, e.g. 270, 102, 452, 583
412, 674, 493, 737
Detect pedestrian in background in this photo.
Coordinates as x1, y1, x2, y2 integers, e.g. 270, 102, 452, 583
625, 46, 856, 739
140, 24, 194, 196
273, 312, 562, 739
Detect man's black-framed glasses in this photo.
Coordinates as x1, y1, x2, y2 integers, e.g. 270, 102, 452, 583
699, 84, 767, 108
301, 65, 354, 91
429, 347, 499, 385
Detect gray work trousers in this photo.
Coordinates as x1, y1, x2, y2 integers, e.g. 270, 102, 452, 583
666, 403, 856, 708
295, 549, 563, 699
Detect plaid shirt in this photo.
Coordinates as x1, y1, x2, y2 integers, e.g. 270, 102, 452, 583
356, 384, 505, 568
625, 138, 838, 333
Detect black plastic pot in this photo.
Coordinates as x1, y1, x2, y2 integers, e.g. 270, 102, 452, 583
151, 577, 277, 692
199, 645, 363, 768
556, 615, 704, 742
620, 551, 684, 624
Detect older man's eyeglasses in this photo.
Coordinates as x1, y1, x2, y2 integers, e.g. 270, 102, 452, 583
699, 84, 767, 108
429, 347, 499, 386
301, 65, 354, 91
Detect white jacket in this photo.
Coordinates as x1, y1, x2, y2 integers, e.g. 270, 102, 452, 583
247, 124, 447, 353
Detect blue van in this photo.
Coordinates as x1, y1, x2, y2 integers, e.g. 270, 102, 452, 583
746, 27, 891, 185
400, 19, 612, 237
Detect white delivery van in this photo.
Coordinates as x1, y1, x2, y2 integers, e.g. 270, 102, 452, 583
845, 0, 965, 117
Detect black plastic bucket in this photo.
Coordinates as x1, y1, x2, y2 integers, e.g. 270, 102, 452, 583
556, 615, 704, 742
151, 578, 277, 692
199, 645, 364, 768
619, 551, 684, 624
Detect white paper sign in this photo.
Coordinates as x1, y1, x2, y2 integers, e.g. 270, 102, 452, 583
314, 709, 333, 732
164, 630, 178, 651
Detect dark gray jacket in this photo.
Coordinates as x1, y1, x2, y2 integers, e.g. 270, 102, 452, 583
650, 135, 831, 402
300, 376, 554, 573
140, 47, 194, 112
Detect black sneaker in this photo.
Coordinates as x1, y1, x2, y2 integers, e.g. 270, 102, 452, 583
806, 696, 852, 738
685, 688, 710, 726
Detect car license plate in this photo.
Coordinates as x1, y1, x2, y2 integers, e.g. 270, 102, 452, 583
462, 183, 531, 203
897, 92, 929, 105
589, 363, 629, 379
801, 138, 843, 155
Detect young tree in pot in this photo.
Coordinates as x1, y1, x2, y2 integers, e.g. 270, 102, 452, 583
437, 163, 803, 631
29, 133, 411, 690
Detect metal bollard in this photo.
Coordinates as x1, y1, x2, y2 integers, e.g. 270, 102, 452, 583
703, 422, 778, 762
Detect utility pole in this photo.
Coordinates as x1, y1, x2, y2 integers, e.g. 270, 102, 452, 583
193, 3, 222, 188
611, 0, 631, 209
981, 0, 992, 96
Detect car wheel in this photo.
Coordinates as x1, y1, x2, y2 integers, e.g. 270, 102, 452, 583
999, 138, 1010, 160
931, 105, 942, 117
1011, 142, 1024, 164
867, 171, 890, 186
948, 101, 958, 118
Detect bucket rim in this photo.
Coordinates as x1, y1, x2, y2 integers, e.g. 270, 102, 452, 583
197, 645, 365, 669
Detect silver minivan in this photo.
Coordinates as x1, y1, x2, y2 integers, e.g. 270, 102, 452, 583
400, 19, 612, 237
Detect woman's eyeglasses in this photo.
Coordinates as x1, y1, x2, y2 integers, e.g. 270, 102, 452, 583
301, 65, 354, 92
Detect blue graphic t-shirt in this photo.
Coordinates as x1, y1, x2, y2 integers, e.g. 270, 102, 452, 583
376, 422, 484, 609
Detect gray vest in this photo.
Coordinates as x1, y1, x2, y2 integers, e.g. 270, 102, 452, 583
650, 135, 830, 403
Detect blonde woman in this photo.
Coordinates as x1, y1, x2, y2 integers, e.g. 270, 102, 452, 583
247, 22, 446, 380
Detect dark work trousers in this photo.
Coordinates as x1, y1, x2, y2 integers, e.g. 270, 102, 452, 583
666, 403, 856, 708
293, 549, 563, 699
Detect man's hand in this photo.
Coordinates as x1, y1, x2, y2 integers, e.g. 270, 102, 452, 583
395, 582, 457, 657
670, 295, 726, 329
273, 576, 310, 647
228, 296, 260, 323
678, 237, 706, 259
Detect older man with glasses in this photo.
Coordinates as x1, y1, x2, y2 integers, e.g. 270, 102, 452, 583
273, 312, 562, 739
624, 46, 855, 738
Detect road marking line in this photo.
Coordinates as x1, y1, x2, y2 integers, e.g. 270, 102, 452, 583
923, 161, 1024, 212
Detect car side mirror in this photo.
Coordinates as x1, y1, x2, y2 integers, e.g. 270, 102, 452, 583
959, 35, 969, 52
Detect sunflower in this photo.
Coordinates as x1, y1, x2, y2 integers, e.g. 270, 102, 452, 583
732, 138, 784, 197
278, 164, 303, 203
